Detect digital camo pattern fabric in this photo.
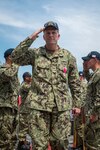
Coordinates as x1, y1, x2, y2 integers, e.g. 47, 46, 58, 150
28, 109, 70, 150
85, 68, 100, 150
12, 37, 83, 111
0, 63, 20, 109
18, 81, 31, 141
76, 79, 87, 147
81, 79, 87, 106
11, 37, 83, 149
0, 63, 20, 149
19, 81, 31, 113
0, 108, 18, 150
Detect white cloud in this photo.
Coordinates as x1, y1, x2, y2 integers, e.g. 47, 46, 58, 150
0, 13, 35, 29
42, 4, 53, 13
55, 14, 99, 35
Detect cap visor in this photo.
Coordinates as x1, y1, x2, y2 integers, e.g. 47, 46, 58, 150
44, 26, 58, 30
82, 56, 90, 61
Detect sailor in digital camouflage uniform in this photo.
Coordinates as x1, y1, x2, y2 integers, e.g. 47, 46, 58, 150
82, 51, 100, 150
11, 21, 83, 150
0, 48, 20, 150
74, 71, 88, 149
18, 72, 32, 150
79, 71, 87, 101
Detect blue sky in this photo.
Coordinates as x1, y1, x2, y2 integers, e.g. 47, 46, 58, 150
0, 0, 100, 82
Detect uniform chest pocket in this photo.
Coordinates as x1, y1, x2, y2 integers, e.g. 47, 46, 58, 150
58, 59, 68, 69
35, 63, 50, 78
37, 63, 50, 69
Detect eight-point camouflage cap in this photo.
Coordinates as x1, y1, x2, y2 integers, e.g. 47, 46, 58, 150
4, 48, 14, 58
44, 21, 59, 30
82, 51, 100, 61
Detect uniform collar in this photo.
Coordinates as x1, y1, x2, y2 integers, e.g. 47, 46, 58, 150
89, 68, 100, 84
40, 46, 63, 59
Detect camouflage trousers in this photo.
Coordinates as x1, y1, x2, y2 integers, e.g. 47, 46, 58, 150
75, 115, 84, 148
0, 107, 18, 150
28, 108, 71, 150
18, 113, 31, 141
85, 116, 100, 150
17, 112, 32, 150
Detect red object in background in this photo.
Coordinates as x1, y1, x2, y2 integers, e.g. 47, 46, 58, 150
17, 95, 22, 106
90, 114, 97, 123
48, 143, 52, 150
30, 144, 32, 150
63, 67, 67, 73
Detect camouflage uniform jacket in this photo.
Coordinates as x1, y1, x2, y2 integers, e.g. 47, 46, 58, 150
0, 63, 20, 110
86, 68, 100, 115
19, 81, 31, 113
80, 79, 87, 106
12, 37, 83, 112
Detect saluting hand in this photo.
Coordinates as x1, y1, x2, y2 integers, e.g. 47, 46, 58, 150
29, 28, 45, 40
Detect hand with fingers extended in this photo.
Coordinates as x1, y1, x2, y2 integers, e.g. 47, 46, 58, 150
29, 28, 45, 40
